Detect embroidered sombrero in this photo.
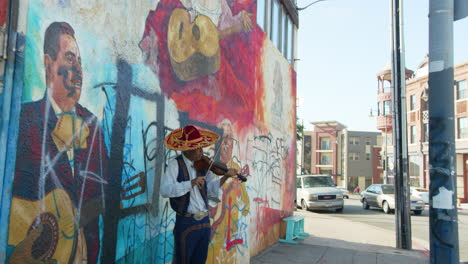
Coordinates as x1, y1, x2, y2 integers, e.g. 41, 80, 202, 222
164, 125, 220, 151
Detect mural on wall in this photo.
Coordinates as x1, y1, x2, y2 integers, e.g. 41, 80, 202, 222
140, 0, 262, 136
1, 0, 296, 263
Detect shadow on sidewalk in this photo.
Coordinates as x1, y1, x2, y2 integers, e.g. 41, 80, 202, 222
251, 236, 429, 264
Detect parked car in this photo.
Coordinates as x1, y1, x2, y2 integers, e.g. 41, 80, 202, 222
410, 187, 429, 204
296, 175, 344, 212
337, 187, 350, 199
360, 184, 425, 215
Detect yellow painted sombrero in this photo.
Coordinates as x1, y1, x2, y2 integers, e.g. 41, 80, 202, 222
164, 125, 219, 151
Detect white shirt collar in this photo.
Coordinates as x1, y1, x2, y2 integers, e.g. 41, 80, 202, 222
182, 153, 195, 168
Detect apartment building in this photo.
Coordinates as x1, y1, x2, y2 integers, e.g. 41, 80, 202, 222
301, 121, 381, 191
376, 57, 468, 203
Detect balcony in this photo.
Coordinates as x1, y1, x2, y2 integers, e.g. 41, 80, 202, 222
377, 115, 393, 132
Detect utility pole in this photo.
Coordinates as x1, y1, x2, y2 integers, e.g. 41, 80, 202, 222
428, 1, 459, 263
390, 0, 411, 249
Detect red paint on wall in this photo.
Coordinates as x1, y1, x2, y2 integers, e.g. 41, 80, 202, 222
0, 0, 7, 27
140, 0, 265, 135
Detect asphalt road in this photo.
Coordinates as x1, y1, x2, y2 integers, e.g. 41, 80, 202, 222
304, 195, 468, 262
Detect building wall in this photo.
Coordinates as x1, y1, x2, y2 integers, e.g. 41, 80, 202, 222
311, 124, 343, 177
0, 1, 297, 263
382, 59, 468, 202
304, 122, 379, 190
346, 131, 380, 179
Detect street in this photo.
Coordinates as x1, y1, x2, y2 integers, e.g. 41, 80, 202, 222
305, 195, 468, 262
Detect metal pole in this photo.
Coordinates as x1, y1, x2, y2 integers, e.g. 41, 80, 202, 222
385, 115, 388, 184
391, 0, 412, 249
428, 1, 459, 263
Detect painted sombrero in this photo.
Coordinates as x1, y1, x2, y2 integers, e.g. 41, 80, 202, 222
164, 125, 220, 151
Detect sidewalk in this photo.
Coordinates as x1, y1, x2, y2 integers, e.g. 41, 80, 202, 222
251, 210, 429, 264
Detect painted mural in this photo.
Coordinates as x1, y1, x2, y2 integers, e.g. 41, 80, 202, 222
0, 0, 296, 263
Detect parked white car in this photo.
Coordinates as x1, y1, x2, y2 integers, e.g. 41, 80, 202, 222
360, 184, 425, 215
296, 175, 344, 212
410, 187, 429, 204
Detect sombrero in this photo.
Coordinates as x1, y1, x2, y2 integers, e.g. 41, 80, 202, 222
164, 125, 220, 151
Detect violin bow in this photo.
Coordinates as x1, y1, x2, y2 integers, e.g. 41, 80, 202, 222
205, 134, 224, 173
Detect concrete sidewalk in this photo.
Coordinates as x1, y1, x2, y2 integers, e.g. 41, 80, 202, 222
251, 211, 429, 264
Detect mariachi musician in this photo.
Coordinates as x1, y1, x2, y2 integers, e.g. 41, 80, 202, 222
160, 125, 238, 264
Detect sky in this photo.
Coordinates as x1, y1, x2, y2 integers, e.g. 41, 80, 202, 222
296, 0, 468, 132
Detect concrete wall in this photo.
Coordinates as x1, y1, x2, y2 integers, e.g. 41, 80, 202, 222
0, 1, 296, 263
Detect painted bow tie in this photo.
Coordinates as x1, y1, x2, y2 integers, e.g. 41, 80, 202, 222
51, 112, 89, 152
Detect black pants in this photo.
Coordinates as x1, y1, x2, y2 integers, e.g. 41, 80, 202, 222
173, 215, 211, 264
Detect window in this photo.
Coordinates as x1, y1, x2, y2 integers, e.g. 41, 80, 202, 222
270, 0, 280, 49
258, 0, 295, 64
296, 178, 302, 188
457, 80, 466, 100
410, 95, 416, 111
377, 102, 381, 116
423, 123, 429, 142
349, 137, 359, 145
256, 0, 266, 31
381, 185, 395, 194
349, 152, 359, 161
281, 6, 288, 57
303, 176, 334, 187
383, 82, 392, 93
320, 137, 331, 150
458, 117, 468, 139
320, 153, 331, 165
366, 153, 371, 160
410, 126, 416, 144
365, 137, 371, 145
384, 100, 391, 115
287, 16, 293, 62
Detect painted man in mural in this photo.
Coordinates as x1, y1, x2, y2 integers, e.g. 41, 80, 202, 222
161, 125, 238, 264
207, 119, 250, 264
7, 22, 107, 264
139, 0, 259, 132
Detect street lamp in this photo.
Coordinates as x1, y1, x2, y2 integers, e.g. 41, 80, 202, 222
297, 0, 329, 11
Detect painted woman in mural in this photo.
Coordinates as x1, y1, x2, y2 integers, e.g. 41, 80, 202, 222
6, 22, 107, 264
207, 119, 250, 264
139, 0, 262, 133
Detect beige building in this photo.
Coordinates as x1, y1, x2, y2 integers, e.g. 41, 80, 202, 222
376, 57, 468, 203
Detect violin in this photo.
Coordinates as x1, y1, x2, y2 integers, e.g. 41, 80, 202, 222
194, 155, 248, 182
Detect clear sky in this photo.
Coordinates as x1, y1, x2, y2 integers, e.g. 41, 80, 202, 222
296, 0, 468, 132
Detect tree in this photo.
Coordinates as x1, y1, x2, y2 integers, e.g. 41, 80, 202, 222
296, 117, 304, 141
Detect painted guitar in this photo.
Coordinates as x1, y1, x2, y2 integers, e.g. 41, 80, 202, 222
7, 188, 103, 263
167, 8, 246, 81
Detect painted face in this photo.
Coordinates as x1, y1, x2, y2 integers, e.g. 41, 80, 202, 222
219, 122, 234, 162
220, 134, 233, 163
47, 34, 83, 109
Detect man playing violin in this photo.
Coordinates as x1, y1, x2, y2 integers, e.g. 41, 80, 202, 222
161, 125, 238, 264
